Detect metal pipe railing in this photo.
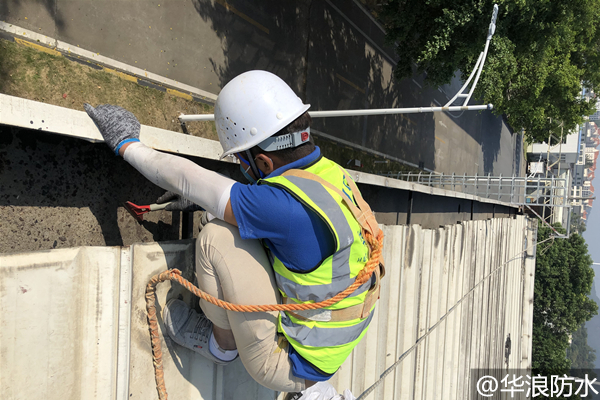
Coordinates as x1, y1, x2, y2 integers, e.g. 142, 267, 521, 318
382, 172, 569, 207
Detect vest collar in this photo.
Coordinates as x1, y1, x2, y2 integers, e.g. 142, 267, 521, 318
266, 147, 322, 178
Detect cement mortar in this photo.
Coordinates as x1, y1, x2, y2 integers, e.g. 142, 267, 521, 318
0, 125, 213, 254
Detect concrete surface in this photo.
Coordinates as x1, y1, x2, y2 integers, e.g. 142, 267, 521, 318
1, 120, 520, 254
0, 0, 526, 176
0, 246, 122, 400
0, 240, 273, 400
0, 124, 237, 254
0, 216, 536, 400
1, 94, 522, 253
0, 93, 230, 160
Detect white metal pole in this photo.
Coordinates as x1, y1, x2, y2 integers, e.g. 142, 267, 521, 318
462, 4, 499, 106
444, 51, 483, 107
178, 4, 499, 124
179, 104, 494, 122
444, 4, 498, 107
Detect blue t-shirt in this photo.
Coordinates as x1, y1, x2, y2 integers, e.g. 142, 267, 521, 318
230, 147, 335, 381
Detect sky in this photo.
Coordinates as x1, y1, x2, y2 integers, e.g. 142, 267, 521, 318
582, 171, 599, 295
582, 171, 600, 367
584, 221, 599, 268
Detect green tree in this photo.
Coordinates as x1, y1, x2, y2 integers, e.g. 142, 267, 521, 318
380, 0, 599, 143
567, 324, 597, 372
567, 324, 598, 400
532, 225, 597, 375
571, 212, 587, 234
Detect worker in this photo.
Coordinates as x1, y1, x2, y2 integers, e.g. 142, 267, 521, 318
84, 70, 382, 397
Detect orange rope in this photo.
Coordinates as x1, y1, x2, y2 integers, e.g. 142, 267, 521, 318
145, 229, 384, 400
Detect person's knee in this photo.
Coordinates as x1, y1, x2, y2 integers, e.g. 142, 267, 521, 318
197, 219, 236, 246
237, 343, 304, 393
243, 361, 298, 392
196, 220, 237, 266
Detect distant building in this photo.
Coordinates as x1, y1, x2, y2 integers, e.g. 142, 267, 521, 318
589, 98, 600, 121
585, 122, 600, 147
585, 147, 598, 164
527, 106, 598, 227
528, 125, 583, 166
589, 110, 600, 121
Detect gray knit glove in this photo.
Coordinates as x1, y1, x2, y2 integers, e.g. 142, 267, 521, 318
84, 103, 140, 155
156, 191, 204, 212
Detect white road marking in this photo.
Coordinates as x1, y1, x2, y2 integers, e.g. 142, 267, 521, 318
412, 79, 422, 89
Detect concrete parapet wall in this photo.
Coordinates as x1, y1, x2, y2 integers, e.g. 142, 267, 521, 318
0, 216, 535, 400
326, 215, 536, 400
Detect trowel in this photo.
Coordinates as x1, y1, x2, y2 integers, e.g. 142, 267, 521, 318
123, 201, 175, 223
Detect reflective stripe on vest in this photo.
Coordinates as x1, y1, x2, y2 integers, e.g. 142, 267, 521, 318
279, 307, 375, 347
274, 175, 369, 302
260, 156, 373, 374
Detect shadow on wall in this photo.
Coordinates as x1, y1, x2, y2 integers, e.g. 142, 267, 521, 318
189, 0, 437, 170
0, 0, 66, 32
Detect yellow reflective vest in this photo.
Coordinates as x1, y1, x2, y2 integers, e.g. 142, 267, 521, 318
259, 156, 377, 375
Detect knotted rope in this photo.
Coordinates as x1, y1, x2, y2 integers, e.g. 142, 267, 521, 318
145, 229, 383, 400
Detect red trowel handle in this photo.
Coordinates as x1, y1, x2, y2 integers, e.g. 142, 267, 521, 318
124, 201, 174, 223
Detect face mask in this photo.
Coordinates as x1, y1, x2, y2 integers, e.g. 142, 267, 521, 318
237, 151, 271, 183
240, 163, 257, 184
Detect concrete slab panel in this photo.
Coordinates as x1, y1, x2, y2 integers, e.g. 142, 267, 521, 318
479, 220, 492, 370
0, 246, 120, 400
372, 225, 405, 400
423, 227, 445, 400
395, 224, 422, 400
381, 226, 405, 400
413, 229, 433, 400
127, 240, 274, 400
521, 219, 537, 370
0, 216, 536, 400
456, 221, 473, 400
128, 240, 215, 400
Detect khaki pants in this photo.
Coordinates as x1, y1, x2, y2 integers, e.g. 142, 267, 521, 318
195, 219, 306, 393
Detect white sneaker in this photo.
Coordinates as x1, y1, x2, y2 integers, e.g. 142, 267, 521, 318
163, 299, 234, 365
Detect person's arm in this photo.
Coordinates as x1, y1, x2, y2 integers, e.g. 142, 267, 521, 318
123, 142, 237, 224
85, 103, 237, 224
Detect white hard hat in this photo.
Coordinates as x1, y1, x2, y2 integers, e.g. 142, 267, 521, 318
215, 70, 311, 159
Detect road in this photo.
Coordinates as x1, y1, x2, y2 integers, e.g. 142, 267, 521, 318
0, 0, 524, 176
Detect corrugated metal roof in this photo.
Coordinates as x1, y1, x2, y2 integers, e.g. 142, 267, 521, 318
0, 216, 535, 400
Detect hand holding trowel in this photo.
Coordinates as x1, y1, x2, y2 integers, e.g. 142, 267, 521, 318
124, 191, 204, 223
